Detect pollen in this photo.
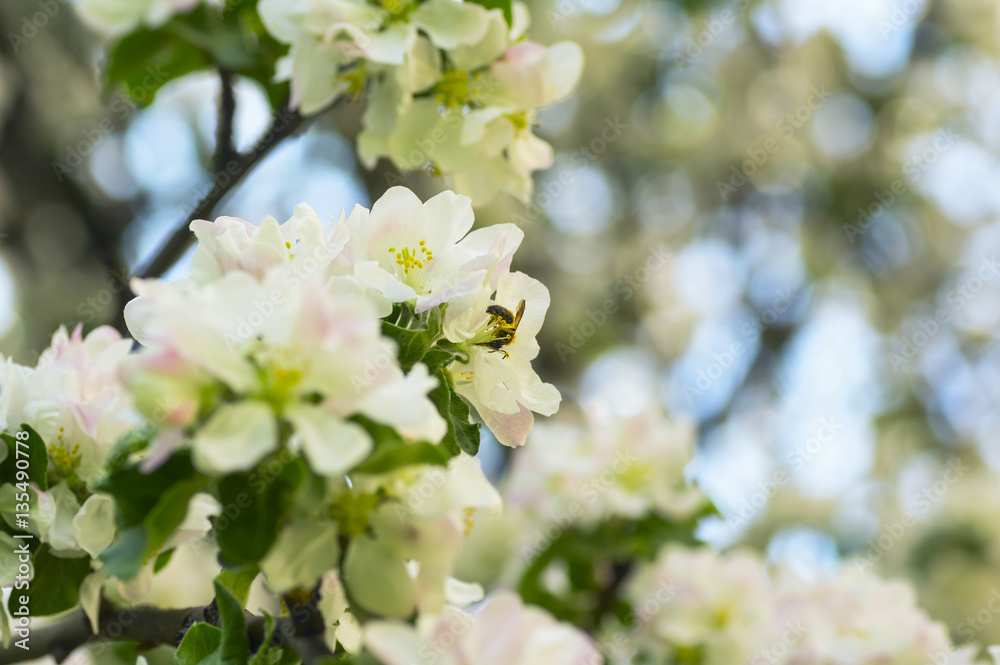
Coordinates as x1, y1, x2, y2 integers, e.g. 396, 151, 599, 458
393, 241, 433, 274
463, 507, 475, 536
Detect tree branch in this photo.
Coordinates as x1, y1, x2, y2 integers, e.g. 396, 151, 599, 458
0, 602, 334, 665
131, 104, 309, 283
215, 69, 238, 171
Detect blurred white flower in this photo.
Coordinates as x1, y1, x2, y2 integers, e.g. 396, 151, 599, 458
124, 266, 445, 476
75, 0, 202, 35
364, 590, 600, 665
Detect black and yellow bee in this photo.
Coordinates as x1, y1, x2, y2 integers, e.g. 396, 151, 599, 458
476, 299, 525, 359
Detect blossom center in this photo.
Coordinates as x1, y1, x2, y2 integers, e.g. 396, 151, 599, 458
388, 241, 434, 291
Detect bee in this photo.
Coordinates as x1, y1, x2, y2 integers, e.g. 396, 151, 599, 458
476, 299, 525, 359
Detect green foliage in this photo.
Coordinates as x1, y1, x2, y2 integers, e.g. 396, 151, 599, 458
0, 426, 49, 491
351, 415, 451, 474
217, 566, 260, 606
10, 546, 92, 617
381, 304, 446, 373
105, 2, 289, 109
97, 452, 211, 578
175, 623, 223, 665
428, 368, 481, 456
518, 512, 709, 627
104, 427, 155, 475
379, 303, 482, 456
214, 459, 305, 568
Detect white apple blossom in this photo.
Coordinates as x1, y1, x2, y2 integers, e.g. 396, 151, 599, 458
75, 0, 203, 35
364, 590, 600, 665
123, 266, 445, 476
504, 404, 706, 525
773, 568, 981, 665
334, 186, 522, 312
189, 203, 349, 285
343, 454, 501, 618
0, 325, 136, 484
258, 0, 493, 114
622, 545, 777, 665
443, 271, 560, 448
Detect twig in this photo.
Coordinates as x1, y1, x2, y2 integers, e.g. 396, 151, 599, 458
131, 104, 308, 282
0, 604, 333, 665
216, 68, 238, 171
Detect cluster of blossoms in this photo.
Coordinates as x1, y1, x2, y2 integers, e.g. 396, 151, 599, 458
259, 0, 583, 204
618, 545, 985, 665
503, 404, 707, 527
75, 0, 583, 206
0, 186, 587, 662
0, 325, 219, 625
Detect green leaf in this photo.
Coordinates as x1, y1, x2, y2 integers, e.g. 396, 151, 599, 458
175, 623, 222, 665
213, 579, 250, 665
248, 612, 278, 665
429, 369, 481, 456
381, 304, 446, 372
153, 548, 175, 573
215, 461, 304, 568
353, 441, 450, 474
468, 0, 513, 25
104, 426, 154, 475
106, 26, 212, 107
350, 415, 453, 474
96, 452, 201, 527
99, 527, 148, 579
13, 547, 91, 617
0, 426, 49, 491
216, 567, 259, 607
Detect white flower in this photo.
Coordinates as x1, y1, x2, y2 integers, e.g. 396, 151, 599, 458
124, 266, 446, 476
504, 404, 706, 525
344, 454, 500, 617
259, 0, 492, 114
74, 0, 202, 35
335, 186, 522, 312
189, 204, 348, 285
444, 271, 560, 448
623, 546, 775, 665
0, 325, 136, 485
364, 590, 600, 665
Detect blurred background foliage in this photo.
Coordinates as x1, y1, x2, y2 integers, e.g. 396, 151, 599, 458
2, 0, 1000, 647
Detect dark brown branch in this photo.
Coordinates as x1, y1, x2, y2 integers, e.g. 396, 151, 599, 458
216, 69, 238, 171
0, 603, 334, 665
131, 104, 309, 283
